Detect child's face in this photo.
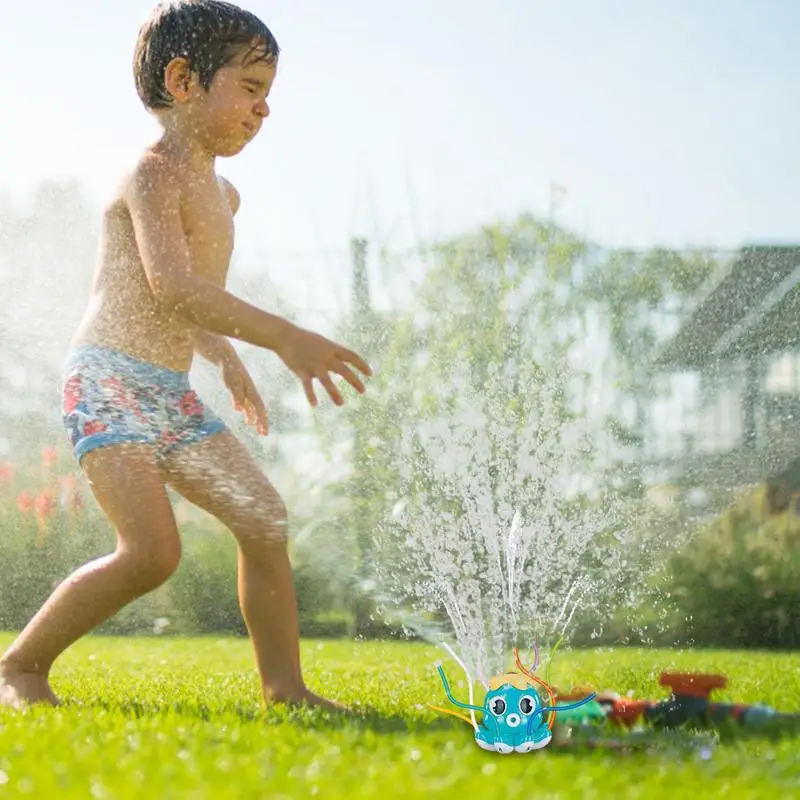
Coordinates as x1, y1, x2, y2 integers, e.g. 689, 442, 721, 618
187, 51, 277, 157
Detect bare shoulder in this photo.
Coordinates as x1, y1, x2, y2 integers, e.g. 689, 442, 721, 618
96, 153, 177, 230
218, 175, 241, 215
122, 150, 185, 205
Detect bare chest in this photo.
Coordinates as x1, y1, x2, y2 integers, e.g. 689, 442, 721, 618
180, 183, 235, 284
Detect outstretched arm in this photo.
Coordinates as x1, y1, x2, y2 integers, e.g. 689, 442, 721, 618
128, 158, 292, 352
126, 156, 371, 407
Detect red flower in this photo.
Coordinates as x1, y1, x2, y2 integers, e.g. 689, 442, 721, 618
58, 476, 85, 513
179, 390, 203, 416
64, 375, 82, 415
34, 491, 55, 520
42, 447, 58, 468
0, 463, 14, 484
17, 491, 33, 513
83, 420, 108, 436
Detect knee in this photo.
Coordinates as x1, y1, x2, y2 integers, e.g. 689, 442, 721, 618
117, 538, 182, 591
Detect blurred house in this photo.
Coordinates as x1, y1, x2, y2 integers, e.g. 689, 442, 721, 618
648, 244, 800, 513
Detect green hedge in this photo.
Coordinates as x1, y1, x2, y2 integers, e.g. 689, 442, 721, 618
2, 480, 798, 649
666, 486, 800, 649
0, 500, 349, 640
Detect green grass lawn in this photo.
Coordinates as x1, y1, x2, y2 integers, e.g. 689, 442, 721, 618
0, 635, 798, 799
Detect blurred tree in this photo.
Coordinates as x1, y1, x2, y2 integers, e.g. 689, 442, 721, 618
582, 247, 719, 493
0, 180, 98, 462
312, 216, 605, 639
312, 217, 723, 641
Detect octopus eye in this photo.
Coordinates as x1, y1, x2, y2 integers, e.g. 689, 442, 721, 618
490, 697, 506, 716
519, 695, 535, 715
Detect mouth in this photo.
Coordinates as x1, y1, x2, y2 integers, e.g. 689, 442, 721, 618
242, 121, 260, 137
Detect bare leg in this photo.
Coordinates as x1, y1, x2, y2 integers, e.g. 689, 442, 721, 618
161, 431, 344, 710
236, 538, 306, 700
0, 444, 181, 708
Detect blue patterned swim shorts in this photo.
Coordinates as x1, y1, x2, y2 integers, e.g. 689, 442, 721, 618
62, 344, 227, 465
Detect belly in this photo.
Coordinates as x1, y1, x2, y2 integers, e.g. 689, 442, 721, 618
72, 290, 197, 371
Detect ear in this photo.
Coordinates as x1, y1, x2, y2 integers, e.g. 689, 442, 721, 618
163, 56, 196, 103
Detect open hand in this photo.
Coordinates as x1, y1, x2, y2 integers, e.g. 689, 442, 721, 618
276, 325, 372, 407
221, 358, 269, 435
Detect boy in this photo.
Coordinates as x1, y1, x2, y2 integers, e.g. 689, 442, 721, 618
0, 0, 370, 711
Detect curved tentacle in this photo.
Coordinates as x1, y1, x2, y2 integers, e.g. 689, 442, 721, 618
529, 640, 540, 673
544, 635, 565, 688
427, 704, 476, 726
513, 647, 558, 730
442, 642, 479, 731
526, 693, 598, 737
436, 663, 499, 738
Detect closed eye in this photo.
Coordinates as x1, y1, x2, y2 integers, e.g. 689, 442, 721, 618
241, 79, 265, 95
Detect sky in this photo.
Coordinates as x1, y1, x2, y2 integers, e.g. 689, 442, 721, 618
1, 0, 798, 302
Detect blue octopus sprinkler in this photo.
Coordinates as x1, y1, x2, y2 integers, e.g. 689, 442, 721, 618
431, 644, 596, 753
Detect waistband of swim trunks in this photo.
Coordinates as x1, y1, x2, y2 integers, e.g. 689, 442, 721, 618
64, 344, 191, 388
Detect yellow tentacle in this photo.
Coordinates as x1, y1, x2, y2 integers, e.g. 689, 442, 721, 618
427, 703, 478, 727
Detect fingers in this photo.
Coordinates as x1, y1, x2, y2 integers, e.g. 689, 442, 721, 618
248, 394, 270, 436
333, 362, 366, 395
336, 347, 372, 377
318, 372, 344, 406
234, 395, 255, 427
231, 377, 270, 436
306, 361, 369, 407
301, 375, 318, 408
231, 380, 246, 413
292, 339, 372, 408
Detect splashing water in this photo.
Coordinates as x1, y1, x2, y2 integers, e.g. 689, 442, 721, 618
375, 362, 642, 681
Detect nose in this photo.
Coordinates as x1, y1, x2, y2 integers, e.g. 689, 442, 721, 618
255, 98, 270, 118
505, 713, 521, 728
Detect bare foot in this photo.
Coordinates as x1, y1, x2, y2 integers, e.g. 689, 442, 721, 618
263, 687, 349, 713
0, 664, 61, 709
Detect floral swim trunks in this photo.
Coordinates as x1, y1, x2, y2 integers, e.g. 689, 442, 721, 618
62, 344, 227, 465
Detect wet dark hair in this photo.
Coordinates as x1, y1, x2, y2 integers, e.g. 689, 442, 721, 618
134, 0, 279, 110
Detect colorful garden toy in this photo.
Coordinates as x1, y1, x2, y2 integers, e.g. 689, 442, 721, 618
547, 671, 800, 734
431, 645, 597, 753
594, 672, 800, 731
